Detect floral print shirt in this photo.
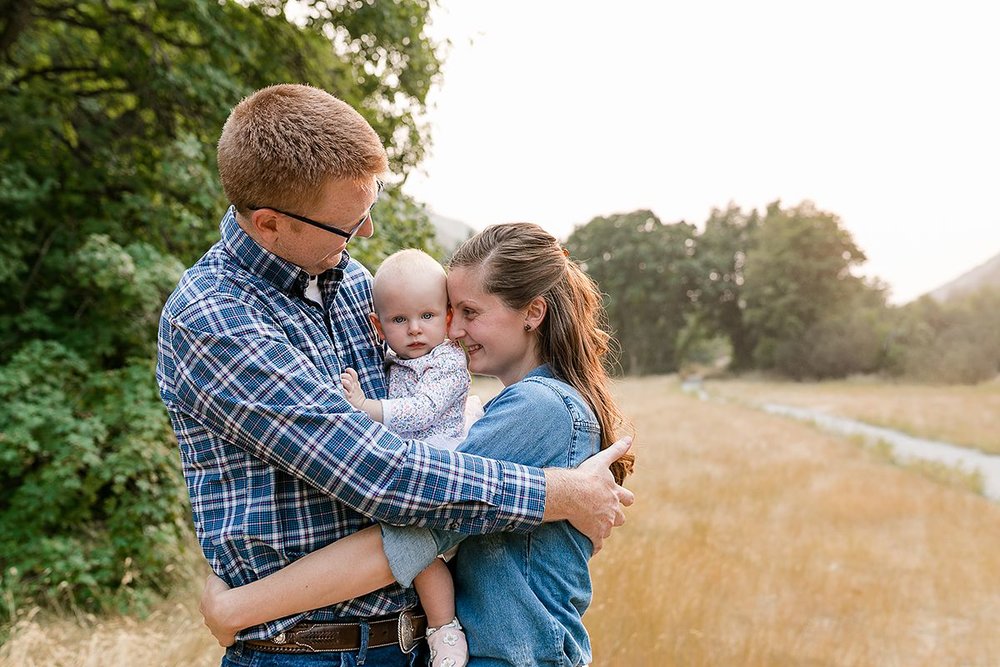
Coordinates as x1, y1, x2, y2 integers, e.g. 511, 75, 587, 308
382, 341, 469, 444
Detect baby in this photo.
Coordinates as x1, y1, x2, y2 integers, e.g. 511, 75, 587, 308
341, 249, 469, 667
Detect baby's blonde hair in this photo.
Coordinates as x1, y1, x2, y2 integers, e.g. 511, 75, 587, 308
372, 249, 447, 315
218, 84, 388, 215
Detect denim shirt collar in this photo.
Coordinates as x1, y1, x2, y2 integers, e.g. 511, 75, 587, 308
220, 206, 351, 300
524, 363, 556, 381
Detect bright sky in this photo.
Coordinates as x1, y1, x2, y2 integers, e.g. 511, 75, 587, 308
402, 0, 1000, 303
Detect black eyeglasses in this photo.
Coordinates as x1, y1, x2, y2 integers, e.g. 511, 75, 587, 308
248, 180, 384, 241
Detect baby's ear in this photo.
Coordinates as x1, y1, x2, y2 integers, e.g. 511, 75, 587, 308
369, 312, 384, 340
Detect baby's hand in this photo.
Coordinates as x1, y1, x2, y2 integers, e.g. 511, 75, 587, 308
340, 367, 368, 409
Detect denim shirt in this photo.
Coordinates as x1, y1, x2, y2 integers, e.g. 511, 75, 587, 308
382, 365, 602, 666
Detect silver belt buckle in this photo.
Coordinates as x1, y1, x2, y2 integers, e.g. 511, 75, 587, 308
398, 609, 418, 654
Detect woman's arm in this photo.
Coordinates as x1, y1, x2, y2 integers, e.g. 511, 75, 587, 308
200, 525, 394, 646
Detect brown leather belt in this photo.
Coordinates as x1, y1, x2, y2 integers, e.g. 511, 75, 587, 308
245, 610, 427, 654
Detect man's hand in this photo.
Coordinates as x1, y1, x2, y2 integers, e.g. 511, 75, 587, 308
543, 436, 634, 554
199, 572, 239, 647
340, 367, 367, 410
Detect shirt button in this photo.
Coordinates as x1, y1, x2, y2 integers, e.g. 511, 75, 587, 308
504, 522, 517, 531
448, 520, 460, 531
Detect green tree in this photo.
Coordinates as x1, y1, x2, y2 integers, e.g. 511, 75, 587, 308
741, 200, 879, 378
693, 203, 759, 370
566, 210, 700, 375
0, 0, 440, 616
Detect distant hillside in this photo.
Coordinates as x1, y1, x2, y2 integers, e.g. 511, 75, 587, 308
427, 211, 476, 255
927, 250, 1000, 302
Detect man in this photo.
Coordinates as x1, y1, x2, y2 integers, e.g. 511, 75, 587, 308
156, 84, 633, 667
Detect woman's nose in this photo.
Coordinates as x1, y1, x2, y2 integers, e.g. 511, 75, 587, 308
447, 319, 463, 340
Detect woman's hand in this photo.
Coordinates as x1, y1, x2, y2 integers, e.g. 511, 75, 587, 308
199, 572, 239, 647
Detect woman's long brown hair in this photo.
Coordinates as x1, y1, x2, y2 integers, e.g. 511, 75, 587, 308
450, 223, 635, 484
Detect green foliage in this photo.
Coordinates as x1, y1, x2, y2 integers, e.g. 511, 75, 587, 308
742, 201, 881, 377
0, 342, 188, 617
0, 0, 441, 617
774, 298, 889, 380
889, 288, 1000, 383
568, 200, 997, 385
693, 204, 759, 370
566, 210, 700, 375
293, 0, 441, 171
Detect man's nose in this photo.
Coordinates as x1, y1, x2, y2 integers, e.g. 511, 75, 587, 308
356, 212, 375, 240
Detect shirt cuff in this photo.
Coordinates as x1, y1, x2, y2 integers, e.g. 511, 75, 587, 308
490, 460, 547, 533
380, 398, 400, 431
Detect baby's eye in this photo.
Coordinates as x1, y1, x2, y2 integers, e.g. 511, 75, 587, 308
421, 312, 434, 320
392, 316, 406, 324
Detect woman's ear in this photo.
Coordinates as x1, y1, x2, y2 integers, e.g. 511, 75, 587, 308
524, 296, 547, 331
369, 312, 384, 341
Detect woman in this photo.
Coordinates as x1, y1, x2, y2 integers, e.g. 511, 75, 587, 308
201, 223, 635, 666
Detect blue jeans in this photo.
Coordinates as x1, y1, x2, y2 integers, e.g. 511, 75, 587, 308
221, 642, 427, 667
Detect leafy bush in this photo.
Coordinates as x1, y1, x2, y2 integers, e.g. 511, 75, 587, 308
0, 342, 191, 620
772, 305, 888, 380
0, 0, 442, 620
892, 289, 1000, 384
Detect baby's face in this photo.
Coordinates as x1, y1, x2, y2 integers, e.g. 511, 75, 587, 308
373, 273, 449, 360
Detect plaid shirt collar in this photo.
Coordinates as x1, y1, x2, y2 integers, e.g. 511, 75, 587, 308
220, 205, 351, 301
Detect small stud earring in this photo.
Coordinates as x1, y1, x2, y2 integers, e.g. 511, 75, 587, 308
523, 323, 531, 331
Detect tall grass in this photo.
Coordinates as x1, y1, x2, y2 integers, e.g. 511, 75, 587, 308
4, 376, 999, 666
706, 377, 1000, 454
587, 376, 1000, 665
0, 568, 223, 667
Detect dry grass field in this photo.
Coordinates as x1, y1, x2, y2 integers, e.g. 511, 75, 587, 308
4, 376, 1000, 666
705, 376, 1000, 454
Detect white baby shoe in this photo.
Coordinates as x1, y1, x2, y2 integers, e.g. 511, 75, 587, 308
426, 617, 468, 667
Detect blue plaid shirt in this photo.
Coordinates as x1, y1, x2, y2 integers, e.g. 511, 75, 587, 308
156, 208, 546, 640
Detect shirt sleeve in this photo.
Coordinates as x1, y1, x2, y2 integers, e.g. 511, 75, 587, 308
380, 524, 468, 588
166, 295, 545, 534
458, 380, 575, 466
380, 380, 575, 585
381, 346, 469, 434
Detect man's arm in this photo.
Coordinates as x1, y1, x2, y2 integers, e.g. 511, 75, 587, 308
377, 433, 636, 592
166, 295, 545, 535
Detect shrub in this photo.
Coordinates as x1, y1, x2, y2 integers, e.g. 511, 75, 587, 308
0, 342, 192, 620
